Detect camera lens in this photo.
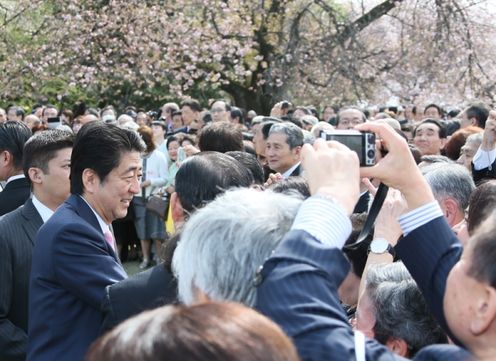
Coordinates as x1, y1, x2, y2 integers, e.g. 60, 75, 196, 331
367, 149, 375, 159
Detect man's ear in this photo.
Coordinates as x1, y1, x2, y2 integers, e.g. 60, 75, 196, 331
293, 145, 302, 157
28, 167, 43, 184
385, 337, 409, 357
170, 192, 184, 225
1, 150, 12, 166
470, 286, 496, 335
82, 168, 98, 194
442, 197, 460, 226
470, 117, 478, 127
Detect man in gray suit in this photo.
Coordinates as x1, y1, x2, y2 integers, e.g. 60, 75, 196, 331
0, 129, 74, 361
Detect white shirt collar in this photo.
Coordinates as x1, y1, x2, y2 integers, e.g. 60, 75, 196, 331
79, 195, 111, 235
282, 162, 300, 179
31, 194, 55, 223
6, 174, 25, 185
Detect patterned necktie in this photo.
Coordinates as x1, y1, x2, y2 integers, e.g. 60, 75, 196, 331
104, 231, 115, 251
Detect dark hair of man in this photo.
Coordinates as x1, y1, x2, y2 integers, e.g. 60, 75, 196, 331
468, 212, 496, 288
467, 180, 496, 236
373, 280, 448, 357
23, 129, 74, 180
198, 121, 243, 153
343, 213, 371, 278
424, 103, 444, 117
0, 121, 32, 169
137, 126, 156, 154
174, 151, 253, 213
225, 151, 265, 185
260, 120, 279, 140
465, 102, 489, 128
413, 119, 447, 139
269, 176, 311, 199
70, 122, 145, 195
86, 302, 300, 361
230, 106, 244, 124
180, 99, 202, 113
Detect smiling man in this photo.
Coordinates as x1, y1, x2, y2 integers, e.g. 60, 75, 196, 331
28, 122, 145, 361
266, 122, 303, 178
413, 119, 447, 156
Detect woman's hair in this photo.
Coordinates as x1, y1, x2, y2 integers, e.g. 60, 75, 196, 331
137, 125, 156, 154
86, 302, 300, 361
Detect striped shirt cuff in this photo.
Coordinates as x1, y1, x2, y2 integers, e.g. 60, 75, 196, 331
398, 201, 444, 236
291, 195, 352, 249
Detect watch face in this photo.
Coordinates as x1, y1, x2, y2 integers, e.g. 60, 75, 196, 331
371, 238, 389, 253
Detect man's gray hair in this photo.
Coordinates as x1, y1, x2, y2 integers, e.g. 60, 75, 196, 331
172, 188, 302, 306
268, 122, 304, 149
366, 263, 447, 356
423, 163, 475, 210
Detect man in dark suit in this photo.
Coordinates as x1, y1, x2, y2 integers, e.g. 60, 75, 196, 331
265, 122, 303, 178
256, 123, 484, 360
0, 129, 74, 361
28, 123, 145, 361
0, 121, 32, 216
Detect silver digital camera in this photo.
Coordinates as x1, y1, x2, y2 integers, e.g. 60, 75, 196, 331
320, 130, 376, 167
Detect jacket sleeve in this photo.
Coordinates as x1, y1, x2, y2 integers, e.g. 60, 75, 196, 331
0, 235, 27, 361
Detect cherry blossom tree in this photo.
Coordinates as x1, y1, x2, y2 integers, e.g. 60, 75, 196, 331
0, 0, 494, 112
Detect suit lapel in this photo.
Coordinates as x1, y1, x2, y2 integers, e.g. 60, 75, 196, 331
67, 194, 120, 262
20, 199, 44, 246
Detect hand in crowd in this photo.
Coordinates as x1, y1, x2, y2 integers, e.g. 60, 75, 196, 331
356, 122, 435, 212
263, 172, 283, 188
183, 144, 200, 157
365, 181, 406, 246
481, 110, 496, 151
301, 138, 360, 215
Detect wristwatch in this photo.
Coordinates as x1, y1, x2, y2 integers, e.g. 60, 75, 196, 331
368, 238, 395, 257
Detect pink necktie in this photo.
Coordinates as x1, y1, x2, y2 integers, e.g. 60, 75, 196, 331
104, 231, 115, 251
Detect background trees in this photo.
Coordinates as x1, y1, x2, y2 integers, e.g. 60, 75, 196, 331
0, 0, 495, 113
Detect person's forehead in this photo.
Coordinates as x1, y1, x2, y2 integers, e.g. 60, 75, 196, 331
211, 101, 226, 110
339, 109, 363, 119
425, 106, 439, 113
416, 123, 440, 133
267, 132, 289, 144
116, 151, 141, 170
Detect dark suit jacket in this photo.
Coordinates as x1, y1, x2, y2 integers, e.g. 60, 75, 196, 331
0, 177, 31, 216
0, 199, 43, 361
287, 164, 301, 178
27, 195, 127, 361
101, 263, 177, 332
255, 228, 471, 361
472, 160, 496, 184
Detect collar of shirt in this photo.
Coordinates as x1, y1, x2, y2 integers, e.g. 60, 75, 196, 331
282, 162, 300, 179
78, 195, 112, 235
6, 174, 25, 185
31, 194, 55, 223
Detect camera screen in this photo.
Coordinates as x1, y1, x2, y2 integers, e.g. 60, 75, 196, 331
330, 134, 363, 163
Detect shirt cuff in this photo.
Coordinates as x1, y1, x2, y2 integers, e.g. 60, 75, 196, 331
398, 201, 444, 236
291, 195, 352, 249
472, 147, 496, 170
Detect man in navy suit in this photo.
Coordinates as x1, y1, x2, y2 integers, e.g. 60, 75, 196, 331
28, 122, 145, 361
0, 121, 32, 216
256, 123, 485, 360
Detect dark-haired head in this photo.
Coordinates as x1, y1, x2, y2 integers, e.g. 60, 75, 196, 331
226, 151, 265, 185
23, 129, 74, 180
0, 121, 32, 177
174, 152, 253, 214
70, 122, 146, 195
198, 121, 243, 153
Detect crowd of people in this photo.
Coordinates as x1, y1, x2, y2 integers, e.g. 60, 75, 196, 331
0, 98, 495, 361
